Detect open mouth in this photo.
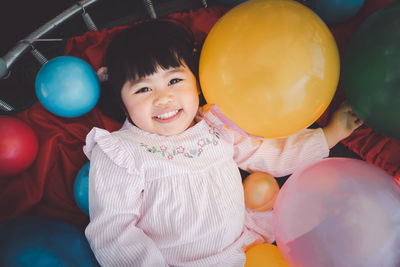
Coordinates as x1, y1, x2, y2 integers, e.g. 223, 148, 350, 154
153, 109, 183, 123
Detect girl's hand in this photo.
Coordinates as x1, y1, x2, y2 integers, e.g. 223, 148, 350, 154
323, 101, 363, 148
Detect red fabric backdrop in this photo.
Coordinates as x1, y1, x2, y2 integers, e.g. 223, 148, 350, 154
1, 0, 399, 230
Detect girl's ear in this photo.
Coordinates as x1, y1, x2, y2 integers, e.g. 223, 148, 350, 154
97, 66, 109, 82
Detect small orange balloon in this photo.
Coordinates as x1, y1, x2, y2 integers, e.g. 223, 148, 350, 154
243, 172, 279, 211
245, 244, 290, 267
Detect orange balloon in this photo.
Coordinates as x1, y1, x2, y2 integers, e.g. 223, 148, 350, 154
243, 172, 279, 211
245, 244, 290, 267
199, 0, 339, 138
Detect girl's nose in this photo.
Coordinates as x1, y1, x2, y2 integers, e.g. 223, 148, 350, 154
153, 91, 174, 106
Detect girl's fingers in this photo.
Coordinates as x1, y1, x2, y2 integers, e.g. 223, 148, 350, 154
348, 110, 357, 116
347, 110, 361, 121
341, 104, 352, 113
352, 118, 363, 129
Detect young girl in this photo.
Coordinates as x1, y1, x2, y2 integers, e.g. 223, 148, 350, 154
84, 20, 362, 266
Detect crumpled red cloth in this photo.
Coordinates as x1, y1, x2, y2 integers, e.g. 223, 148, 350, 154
1, 1, 399, 230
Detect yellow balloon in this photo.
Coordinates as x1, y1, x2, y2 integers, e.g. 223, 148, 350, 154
245, 244, 290, 267
199, 0, 339, 138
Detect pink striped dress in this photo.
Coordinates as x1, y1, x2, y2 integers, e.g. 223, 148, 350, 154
83, 108, 329, 266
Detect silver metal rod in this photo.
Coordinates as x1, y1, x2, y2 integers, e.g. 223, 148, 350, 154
0, 99, 14, 112
0, 0, 101, 79
20, 38, 64, 43
143, 0, 157, 19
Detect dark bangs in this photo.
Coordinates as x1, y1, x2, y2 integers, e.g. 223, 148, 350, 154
105, 19, 198, 94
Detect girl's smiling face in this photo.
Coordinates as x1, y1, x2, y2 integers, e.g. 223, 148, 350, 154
121, 64, 200, 136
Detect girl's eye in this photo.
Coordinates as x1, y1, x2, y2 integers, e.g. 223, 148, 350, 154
135, 87, 151, 94
168, 78, 182, 86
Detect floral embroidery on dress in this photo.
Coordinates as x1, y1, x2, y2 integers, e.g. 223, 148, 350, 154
140, 127, 220, 159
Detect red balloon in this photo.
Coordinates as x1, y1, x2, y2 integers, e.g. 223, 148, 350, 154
0, 116, 39, 176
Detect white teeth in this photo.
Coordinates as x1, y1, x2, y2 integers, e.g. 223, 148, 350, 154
155, 110, 179, 119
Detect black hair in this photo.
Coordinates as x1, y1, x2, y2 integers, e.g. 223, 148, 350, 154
107, 19, 199, 91
97, 19, 201, 122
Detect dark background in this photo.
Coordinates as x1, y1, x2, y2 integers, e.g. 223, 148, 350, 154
0, 0, 216, 56
1, 0, 73, 55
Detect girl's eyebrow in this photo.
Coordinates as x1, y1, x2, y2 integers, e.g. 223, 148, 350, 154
164, 67, 185, 76
132, 67, 185, 84
132, 76, 150, 84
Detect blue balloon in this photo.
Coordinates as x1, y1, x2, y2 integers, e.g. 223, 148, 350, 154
35, 56, 100, 118
0, 216, 99, 267
74, 162, 90, 215
306, 0, 365, 25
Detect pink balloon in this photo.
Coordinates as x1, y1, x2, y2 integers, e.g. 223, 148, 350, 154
273, 158, 400, 267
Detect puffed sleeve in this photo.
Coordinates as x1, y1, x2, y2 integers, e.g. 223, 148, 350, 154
84, 128, 167, 267
232, 128, 329, 177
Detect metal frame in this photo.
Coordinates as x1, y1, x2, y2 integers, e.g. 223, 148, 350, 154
0, 0, 210, 80
0, 0, 101, 79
